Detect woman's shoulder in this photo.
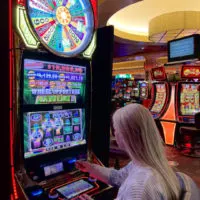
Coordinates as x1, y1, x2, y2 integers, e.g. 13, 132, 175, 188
176, 172, 200, 200
122, 165, 155, 189
117, 168, 161, 199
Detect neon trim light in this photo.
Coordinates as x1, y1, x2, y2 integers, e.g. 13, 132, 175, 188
161, 121, 176, 145
115, 74, 132, 79
16, 6, 40, 49
160, 84, 176, 145
10, 0, 19, 199
83, 32, 96, 58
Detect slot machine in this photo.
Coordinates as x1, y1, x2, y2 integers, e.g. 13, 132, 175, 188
11, 0, 114, 199
175, 65, 200, 155
149, 67, 170, 119
148, 67, 171, 142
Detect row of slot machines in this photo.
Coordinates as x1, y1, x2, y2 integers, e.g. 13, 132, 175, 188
111, 78, 149, 112
149, 66, 200, 156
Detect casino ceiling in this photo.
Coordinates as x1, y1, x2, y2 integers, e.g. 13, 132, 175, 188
98, 0, 200, 57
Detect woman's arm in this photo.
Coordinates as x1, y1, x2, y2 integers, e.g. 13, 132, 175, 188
108, 162, 133, 187
75, 161, 133, 187
75, 161, 112, 184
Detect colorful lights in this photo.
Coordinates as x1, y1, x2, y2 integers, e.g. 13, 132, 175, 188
115, 74, 132, 79
16, 6, 40, 49
26, 0, 94, 57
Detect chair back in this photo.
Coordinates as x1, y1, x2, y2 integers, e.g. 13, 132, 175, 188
194, 112, 200, 129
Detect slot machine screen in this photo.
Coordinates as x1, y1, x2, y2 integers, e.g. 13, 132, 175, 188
23, 109, 86, 159
56, 179, 94, 199
150, 84, 167, 113
23, 59, 86, 105
179, 84, 200, 116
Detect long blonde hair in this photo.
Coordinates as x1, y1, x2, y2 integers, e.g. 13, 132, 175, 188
113, 103, 180, 199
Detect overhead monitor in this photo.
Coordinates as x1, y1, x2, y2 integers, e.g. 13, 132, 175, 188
168, 34, 200, 63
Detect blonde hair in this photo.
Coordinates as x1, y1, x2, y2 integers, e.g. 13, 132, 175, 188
113, 104, 180, 199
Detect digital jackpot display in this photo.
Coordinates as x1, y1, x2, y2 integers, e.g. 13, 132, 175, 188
24, 109, 86, 158
26, 0, 94, 57
23, 59, 86, 105
180, 84, 200, 116
151, 84, 167, 113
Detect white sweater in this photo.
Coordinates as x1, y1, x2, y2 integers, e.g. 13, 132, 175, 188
93, 161, 200, 200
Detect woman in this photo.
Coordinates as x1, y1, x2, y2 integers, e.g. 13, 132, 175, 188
76, 104, 200, 199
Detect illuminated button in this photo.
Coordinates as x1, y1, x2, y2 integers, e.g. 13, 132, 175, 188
48, 191, 59, 199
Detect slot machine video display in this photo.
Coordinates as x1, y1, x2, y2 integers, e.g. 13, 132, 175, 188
177, 82, 200, 123
24, 109, 86, 159
23, 58, 87, 105
149, 83, 169, 119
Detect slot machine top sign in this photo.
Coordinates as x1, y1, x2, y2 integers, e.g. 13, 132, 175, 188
23, 0, 95, 57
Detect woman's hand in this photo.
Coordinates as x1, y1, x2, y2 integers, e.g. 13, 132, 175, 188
72, 194, 94, 200
75, 161, 94, 173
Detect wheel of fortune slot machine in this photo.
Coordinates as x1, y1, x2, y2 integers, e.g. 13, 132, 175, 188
10, 0, 114, 199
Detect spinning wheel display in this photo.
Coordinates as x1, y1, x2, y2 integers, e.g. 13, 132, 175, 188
26, 0, 94, 57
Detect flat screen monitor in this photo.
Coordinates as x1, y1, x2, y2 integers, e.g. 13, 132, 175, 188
150, 84, 167, 113
168, 34, 200, 62
23, 58, 86, 105
179, 83, 200, 116
23, 108, 86, 159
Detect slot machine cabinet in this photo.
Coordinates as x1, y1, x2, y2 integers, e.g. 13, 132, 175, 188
149, 67, 171, 143
159, 82, 177, 145
11, 0, 114, 199
175, 65, 200, 156
176, 82, 200, 124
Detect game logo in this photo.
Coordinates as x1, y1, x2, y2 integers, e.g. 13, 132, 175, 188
23, 59, 86, 105
151, 84, 167, 113
181, 66, 200, 79
180, 84, 200, 116
151, 67, 166, 81
24, 109, 86, 159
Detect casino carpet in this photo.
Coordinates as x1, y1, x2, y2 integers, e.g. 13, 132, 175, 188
109, 144, 200, 187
